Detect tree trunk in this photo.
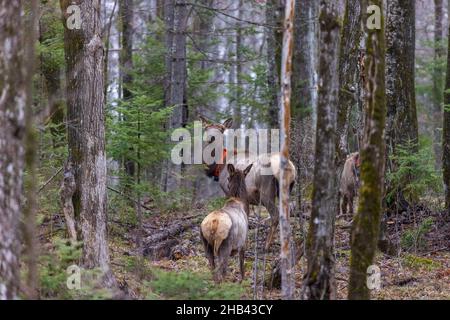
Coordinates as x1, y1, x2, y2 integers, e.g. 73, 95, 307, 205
443, 3, 450, 213
278, 0, 296, 300
0, 0, 28, 300
348, 0, 387, 300
120, 0, 136, 179
164, 0, 188, 192
336, 0, 362, 172
23, 0, 39, 299
266, 0, 284, 129
60, 0, 115, 287
234, 0, 244, 128
385, 0, 418, 206
291, 0, 318, 215
433, 0, 444, 169
304, 0, 340, 300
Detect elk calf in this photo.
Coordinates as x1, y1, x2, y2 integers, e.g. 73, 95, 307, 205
339, 152, 360, 215
200, 164, 252, 283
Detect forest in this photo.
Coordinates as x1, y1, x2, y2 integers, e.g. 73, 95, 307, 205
0, 0, 449, 301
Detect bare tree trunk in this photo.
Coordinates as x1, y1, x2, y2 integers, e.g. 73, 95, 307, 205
164, 0, 188, 191
23, 0, 39, 299
385, 0, 418, 207
291, 0, 318, 216
278, 0, 296, 300
443, 3, 450, 213
60, 0, 115, 288
0, 1, 27, 300
234, 0, 244, 128
304, 0, 340, 300
433, 0, 444, 169
348, 0, 386, 300
266, 0, 283, 129
336, 0, 362, 173
120, 0, 136, 179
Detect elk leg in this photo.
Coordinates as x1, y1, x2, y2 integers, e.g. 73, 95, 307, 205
341, 195, 348, 215
217, 240, 232, 282
263, 198, 278, 251
201, 231, 215, 271
348, 195, 354, 214
239, 249, 245, 283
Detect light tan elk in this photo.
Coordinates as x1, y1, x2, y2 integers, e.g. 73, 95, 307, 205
200, 163, 253, 282
339, 152, 361, 215
200, 116, 296, 250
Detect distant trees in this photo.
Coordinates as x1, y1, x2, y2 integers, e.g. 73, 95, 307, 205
304, 0, 341, 300
0, 0, 29, 300
349, 0, 387, 300
60, 0, 115, 287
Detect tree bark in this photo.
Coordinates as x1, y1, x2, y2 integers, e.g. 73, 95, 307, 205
336, 0, 362, 172
0, 0, 28, 300
443, 2, 450, 213
385, 0, 418, 197
23, 0, 39, 299
278, 0, 296, 300
348, 0, 386, 300
433, 0, 444, 169
120, 0, 136, 179
266, 0, 284, 129
290, 0, 318, 215
164, 0, 188, 192
60, 0, 115, 287
304, 0, 340, 300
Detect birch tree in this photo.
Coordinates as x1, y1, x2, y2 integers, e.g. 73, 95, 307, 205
349, 0, 387, 300
60, 0, 115, 287
278, 0, 296, 300
0, 0, 29, 300
304, 0, 340, 300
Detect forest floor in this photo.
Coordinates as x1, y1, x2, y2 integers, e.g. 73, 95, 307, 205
104, 198, 450, 300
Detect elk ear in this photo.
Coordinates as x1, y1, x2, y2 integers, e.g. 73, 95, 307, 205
199, 116, 211, 127
243, 164, 253, 176
222, 118, 233, 129
227, 164, 235, 175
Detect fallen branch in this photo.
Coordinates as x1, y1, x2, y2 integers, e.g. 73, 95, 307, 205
107, 186, 152, 211
38, 167, 63, 194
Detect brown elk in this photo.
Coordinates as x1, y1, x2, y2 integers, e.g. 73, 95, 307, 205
339, 152, 361, 215
200, 116, 296, 251
200, 163, 253, 283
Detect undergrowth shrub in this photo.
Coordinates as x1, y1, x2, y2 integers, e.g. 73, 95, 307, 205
146, 269, 246, 300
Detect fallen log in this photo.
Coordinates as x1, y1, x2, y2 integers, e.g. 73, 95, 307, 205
144, 221, 197, 245
143, 239, 179, 260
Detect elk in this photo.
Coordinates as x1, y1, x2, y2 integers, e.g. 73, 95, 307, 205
339, 152, 361, 215
200, 163, 253, 283
200, 116, 296, 251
